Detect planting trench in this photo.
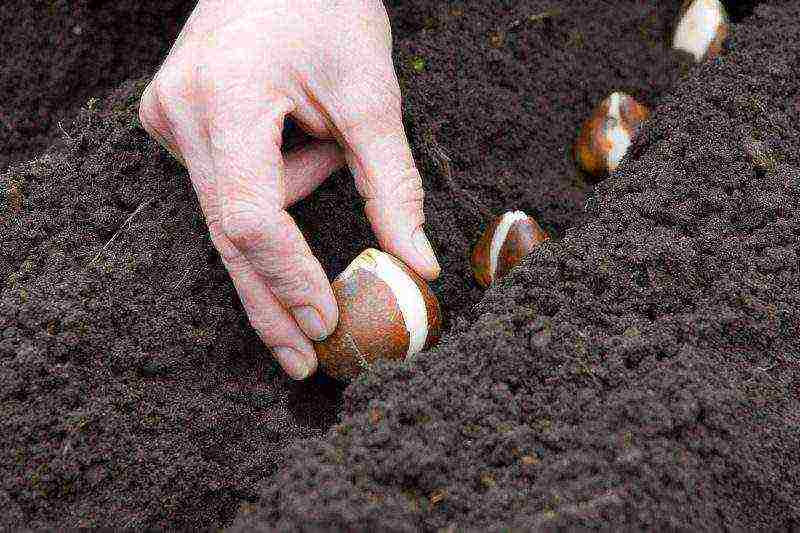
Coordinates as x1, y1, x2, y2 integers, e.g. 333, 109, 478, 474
1, 0, 799, 530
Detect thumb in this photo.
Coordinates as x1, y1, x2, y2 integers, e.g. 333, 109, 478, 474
332, 75, 440, 281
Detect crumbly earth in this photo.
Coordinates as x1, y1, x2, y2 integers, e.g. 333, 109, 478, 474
0, 0, 195, 172
231, 1, 800, 530
2, 0, 798, 530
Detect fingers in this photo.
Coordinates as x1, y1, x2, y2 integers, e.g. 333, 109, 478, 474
210, 223, 318, 380
212, 136, 344, 379
139, 80, 186, 166
331, 74, 441, 281
139, 68, 317, 379
283, 140, 345, 207
140, 69, 347, 380
206, 87, 338, 373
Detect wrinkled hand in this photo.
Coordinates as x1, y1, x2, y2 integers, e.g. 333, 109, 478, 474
139, 0, 440, 380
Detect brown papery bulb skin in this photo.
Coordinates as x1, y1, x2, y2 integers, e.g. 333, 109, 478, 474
314, 248, 442, 381
471, 211, 550, 288
673, 0, 729, 63
574, 91, 650, 178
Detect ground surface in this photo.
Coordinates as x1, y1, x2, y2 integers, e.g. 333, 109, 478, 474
1, 0, 798, 530
0, 0, 195, 172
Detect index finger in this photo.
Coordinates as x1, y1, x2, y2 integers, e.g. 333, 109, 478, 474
330, 75, 441, 281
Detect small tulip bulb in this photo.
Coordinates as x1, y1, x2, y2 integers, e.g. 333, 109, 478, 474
471, 211, 550, 288
673, 0, 729, 62
574, 91, 650, 177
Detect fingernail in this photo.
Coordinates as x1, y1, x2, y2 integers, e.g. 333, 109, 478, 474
272, 346, 310, 380
412, 227, 440, 275
291, 305, 328, 341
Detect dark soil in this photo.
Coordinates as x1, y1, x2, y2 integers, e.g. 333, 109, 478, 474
0, 0, 194, 171
2, 0, 799, 530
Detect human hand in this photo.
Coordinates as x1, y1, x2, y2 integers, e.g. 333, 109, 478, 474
138, 0, 440, 380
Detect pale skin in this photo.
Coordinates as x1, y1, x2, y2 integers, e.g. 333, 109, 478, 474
139, 0, 440, 380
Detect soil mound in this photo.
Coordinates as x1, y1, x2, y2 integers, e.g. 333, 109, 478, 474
231, 2, 800, 530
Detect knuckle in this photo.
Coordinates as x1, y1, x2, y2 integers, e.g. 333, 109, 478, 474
139, 89, 172, 141
216, 206, 314, 300
401, 168, 425, 194
139, 70, 185, 137
154, 65, 187, 99
148, 79, 172, 111
339, 75, 402, 135
220, 208, 265, 255
206, 216, 245, 264
354, 167, 378, 198
150, 66, 189, 111
356, 161, 424, 206
366, 167, 425, 222
138, 85, 162, 133
368, 193, 424, 217
399, 196, 425, 221
383, 165, 425, 199
215, 201, 317, 300
262, 257, 312, 298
